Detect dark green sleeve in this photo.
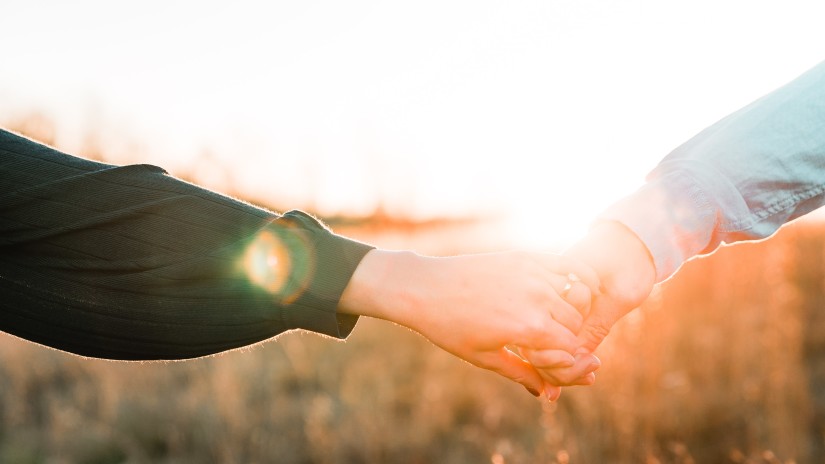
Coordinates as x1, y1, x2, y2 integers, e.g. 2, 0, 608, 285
0, 128, 374, 360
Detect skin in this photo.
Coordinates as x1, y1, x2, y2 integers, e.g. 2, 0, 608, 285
568, 221, 657, 353
337, 249, 603, 399
523, 220, 657, 392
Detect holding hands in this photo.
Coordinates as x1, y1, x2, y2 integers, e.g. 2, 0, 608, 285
339, 221, 657, 400
523, 221, 657, 397
338, 249, 603, 399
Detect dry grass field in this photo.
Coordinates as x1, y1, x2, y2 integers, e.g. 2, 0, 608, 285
2, 218, 825, 463
3, 121, 824, 463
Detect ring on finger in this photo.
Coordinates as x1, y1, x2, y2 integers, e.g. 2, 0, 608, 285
560, 273, 580, 298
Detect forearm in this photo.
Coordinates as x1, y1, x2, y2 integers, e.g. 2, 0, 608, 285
338, 250, 597, 344
339, 249, 604, 397
0, 129, 374, 359
337, 249, 420, 324
603, 59, 825, 282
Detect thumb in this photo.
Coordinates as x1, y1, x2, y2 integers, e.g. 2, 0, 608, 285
576, 298, 623, 353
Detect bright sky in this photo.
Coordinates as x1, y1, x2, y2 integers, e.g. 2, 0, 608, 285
2, 1, 824, 247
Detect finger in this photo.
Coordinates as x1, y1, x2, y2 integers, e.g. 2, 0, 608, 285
541, 278, 585, 333
518, 317, 579, 353
477, 347, 545, 397
566, 372, 597, 386
546, 290, 584, 334
519, 348, 575, 369
547, 272, 590, 303
563, 281, 592, 318
537, 254, 601, 295
540, 352, 601, 386
576, 301, 621, 354
543, 383, 562, 402
571, 372, 597, 386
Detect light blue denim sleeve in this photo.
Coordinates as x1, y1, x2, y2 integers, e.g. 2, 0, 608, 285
600, 60, 825, 282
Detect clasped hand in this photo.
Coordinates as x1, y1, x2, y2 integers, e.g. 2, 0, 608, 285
339, 249, 609, 400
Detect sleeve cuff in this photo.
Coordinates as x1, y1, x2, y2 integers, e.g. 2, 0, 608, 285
275, 210, 375, 338
597, 169, 720, 283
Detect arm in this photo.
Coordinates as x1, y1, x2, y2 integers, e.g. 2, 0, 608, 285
338, 249, 601, 398
551, 59, 825, 364
0, 128, 373, 359
1, 128, 600, 399
603, 59, 825, 284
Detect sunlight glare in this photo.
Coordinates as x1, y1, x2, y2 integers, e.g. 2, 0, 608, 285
244, 231, 290, 294
502, 206, 592, 251
243, 228, 313, 303
3, 0, 825, 251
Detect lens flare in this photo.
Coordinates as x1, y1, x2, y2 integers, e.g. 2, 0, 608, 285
241, 224, 315, 303
243, 230, 292, 295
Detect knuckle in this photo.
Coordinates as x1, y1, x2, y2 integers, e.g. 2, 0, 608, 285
527, 350, 551, 367
582, 320, 612, 346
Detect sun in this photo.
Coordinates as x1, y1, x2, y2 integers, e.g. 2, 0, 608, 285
501, 204, 593, 252
493, 167, 648, 252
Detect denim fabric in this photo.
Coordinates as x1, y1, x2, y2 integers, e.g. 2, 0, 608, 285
601, 60, 825, 282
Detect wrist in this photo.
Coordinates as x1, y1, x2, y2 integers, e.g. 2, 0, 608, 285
337, 249, 423, 324
567, 220, 656, 308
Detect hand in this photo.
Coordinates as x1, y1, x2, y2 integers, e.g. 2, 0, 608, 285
338, 249, 600, 398
569, 221, 656, 352
517, 277, 604, 398
522, 221, 656, 390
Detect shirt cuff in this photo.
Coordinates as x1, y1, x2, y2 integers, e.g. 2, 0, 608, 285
274, 210, 375, 338
597, 168, 722, 283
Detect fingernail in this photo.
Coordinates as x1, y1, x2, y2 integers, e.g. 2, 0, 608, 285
525, 386, 540, 397
545, 387, 561, 402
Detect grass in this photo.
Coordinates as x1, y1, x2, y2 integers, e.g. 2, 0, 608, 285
1, 221, 823, 463
3, 118, 822, 463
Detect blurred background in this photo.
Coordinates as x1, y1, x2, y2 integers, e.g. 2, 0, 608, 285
3, 0, 825, 462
